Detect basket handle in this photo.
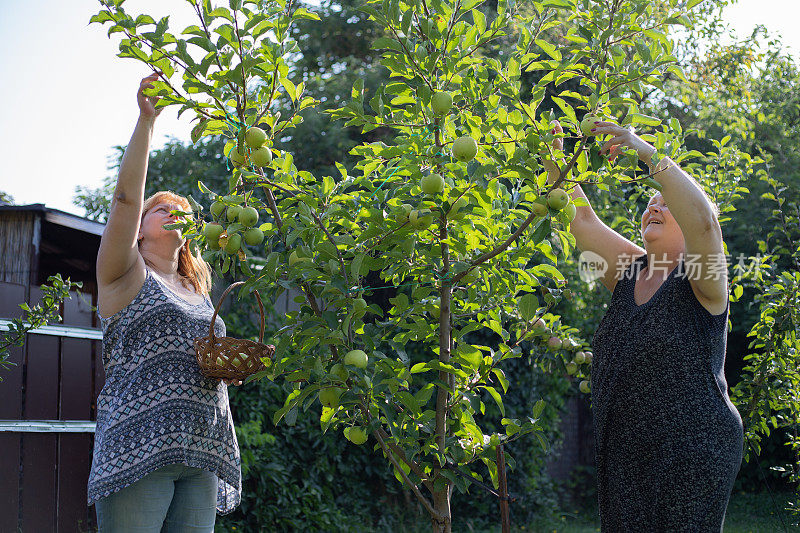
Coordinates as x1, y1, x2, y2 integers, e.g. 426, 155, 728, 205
208, 281, 266, 344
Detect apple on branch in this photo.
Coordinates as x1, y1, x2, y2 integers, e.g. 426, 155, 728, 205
452, 136, 478, 162
344, 349, 368, 369
245, 126, 267, 148
431, 91, 453, 116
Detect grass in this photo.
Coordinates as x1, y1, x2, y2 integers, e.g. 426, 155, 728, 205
508, 491, 800, 533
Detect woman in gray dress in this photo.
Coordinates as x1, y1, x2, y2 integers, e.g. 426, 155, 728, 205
544, 120, 744, 531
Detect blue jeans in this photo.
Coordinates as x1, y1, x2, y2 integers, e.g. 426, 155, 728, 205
95, 463, 218, 532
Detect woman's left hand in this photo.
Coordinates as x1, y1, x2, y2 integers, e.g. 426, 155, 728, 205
222, 378, 243, 386
590, 121, 657, 165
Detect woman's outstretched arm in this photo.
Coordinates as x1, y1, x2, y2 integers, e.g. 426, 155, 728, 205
96, 73, 162, 286
593, 122, 728, 306
543, 121, 645, 293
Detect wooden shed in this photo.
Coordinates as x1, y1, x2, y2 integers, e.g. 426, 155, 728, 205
0, 202, 104, 533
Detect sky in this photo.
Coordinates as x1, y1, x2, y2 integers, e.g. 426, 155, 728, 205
0, 0, 798, 218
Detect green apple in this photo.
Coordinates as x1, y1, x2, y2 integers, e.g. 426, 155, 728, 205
238, 206, 259, 228
345, 426, 368, 445
289, 250, 310, 266
431, 91, 453, 116
396, 204, 413, 224
243, 228, 264, 246
210, 201, 225, 218
579, 380, 591, 393
344, 349, 368, 369
223, 233, 242, 254
566, 362, 578, 375
319, 386, 343, 408
532, 197, 549, 217
547, 336, 563, 350
574, 351, 586, 364
563, 338, 580, 351
531, 318, 547, 334
228, 146, 247, 166
330, 363, 349, 382
580, 114, 614, 137
245, 126, 267, 149
409, 209, 433, 230
420, 173, 445, 195
226, 205, 242, 222
547, 188, 570, 211
564, 202, 577, 222
353, 297, 368, 314
251, 146, 273, 167
202, 222, 224, 242
452, 136, 478, 162
584, 352, 593, 364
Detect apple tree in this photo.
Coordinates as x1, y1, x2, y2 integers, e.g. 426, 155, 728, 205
91, 0, 708, 529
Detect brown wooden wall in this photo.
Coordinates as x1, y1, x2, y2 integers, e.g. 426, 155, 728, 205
0, 211, 36, 286
0, 280, 102, 533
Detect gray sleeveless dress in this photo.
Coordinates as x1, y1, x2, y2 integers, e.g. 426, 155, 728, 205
88, 266, 241, 515
590, 254, 743, 531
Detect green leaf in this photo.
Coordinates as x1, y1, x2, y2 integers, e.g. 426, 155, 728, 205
532, 399, 545, 419
482, 386, 504, 416
293, 7, 321, 21
622, 113, 661, 127
351, 253, 366, 279
535, 39, 561, 61
518, 294, 538, 321
395, 391, 420, 413
280, 77, 297, 102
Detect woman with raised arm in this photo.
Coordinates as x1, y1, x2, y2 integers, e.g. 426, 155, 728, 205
544, 120, 743, 530
87, 73, 249, 530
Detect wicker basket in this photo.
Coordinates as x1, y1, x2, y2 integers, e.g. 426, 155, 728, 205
194, 281, 275, 380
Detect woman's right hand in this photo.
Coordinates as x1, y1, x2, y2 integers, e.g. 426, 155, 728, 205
137, 72, 163, 120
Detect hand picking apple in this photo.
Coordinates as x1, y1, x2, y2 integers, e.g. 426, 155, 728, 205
590, 120, 658, 168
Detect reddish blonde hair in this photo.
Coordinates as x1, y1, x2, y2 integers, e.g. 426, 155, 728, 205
139, 191, 213, 296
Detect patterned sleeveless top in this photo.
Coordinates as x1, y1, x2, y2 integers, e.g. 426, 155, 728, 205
87, 266, 241, 515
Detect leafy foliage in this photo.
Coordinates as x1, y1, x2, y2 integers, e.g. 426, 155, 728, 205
729, 173, 800, 524
0, 275, 84, 381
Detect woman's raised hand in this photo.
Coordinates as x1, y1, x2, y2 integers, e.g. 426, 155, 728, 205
590, 121, 657, 166
137, 72, 163, 121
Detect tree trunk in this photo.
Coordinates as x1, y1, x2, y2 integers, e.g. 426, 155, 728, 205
432, 164, 453, 532
431, 485, 452, 533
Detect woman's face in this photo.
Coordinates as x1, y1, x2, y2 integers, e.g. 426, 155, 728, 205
639, 193, 684, 246
138, 202, 187, 247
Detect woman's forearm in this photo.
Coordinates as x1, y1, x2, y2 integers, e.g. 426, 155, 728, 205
113, 116, 155, 206
649, 156, 718, 231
